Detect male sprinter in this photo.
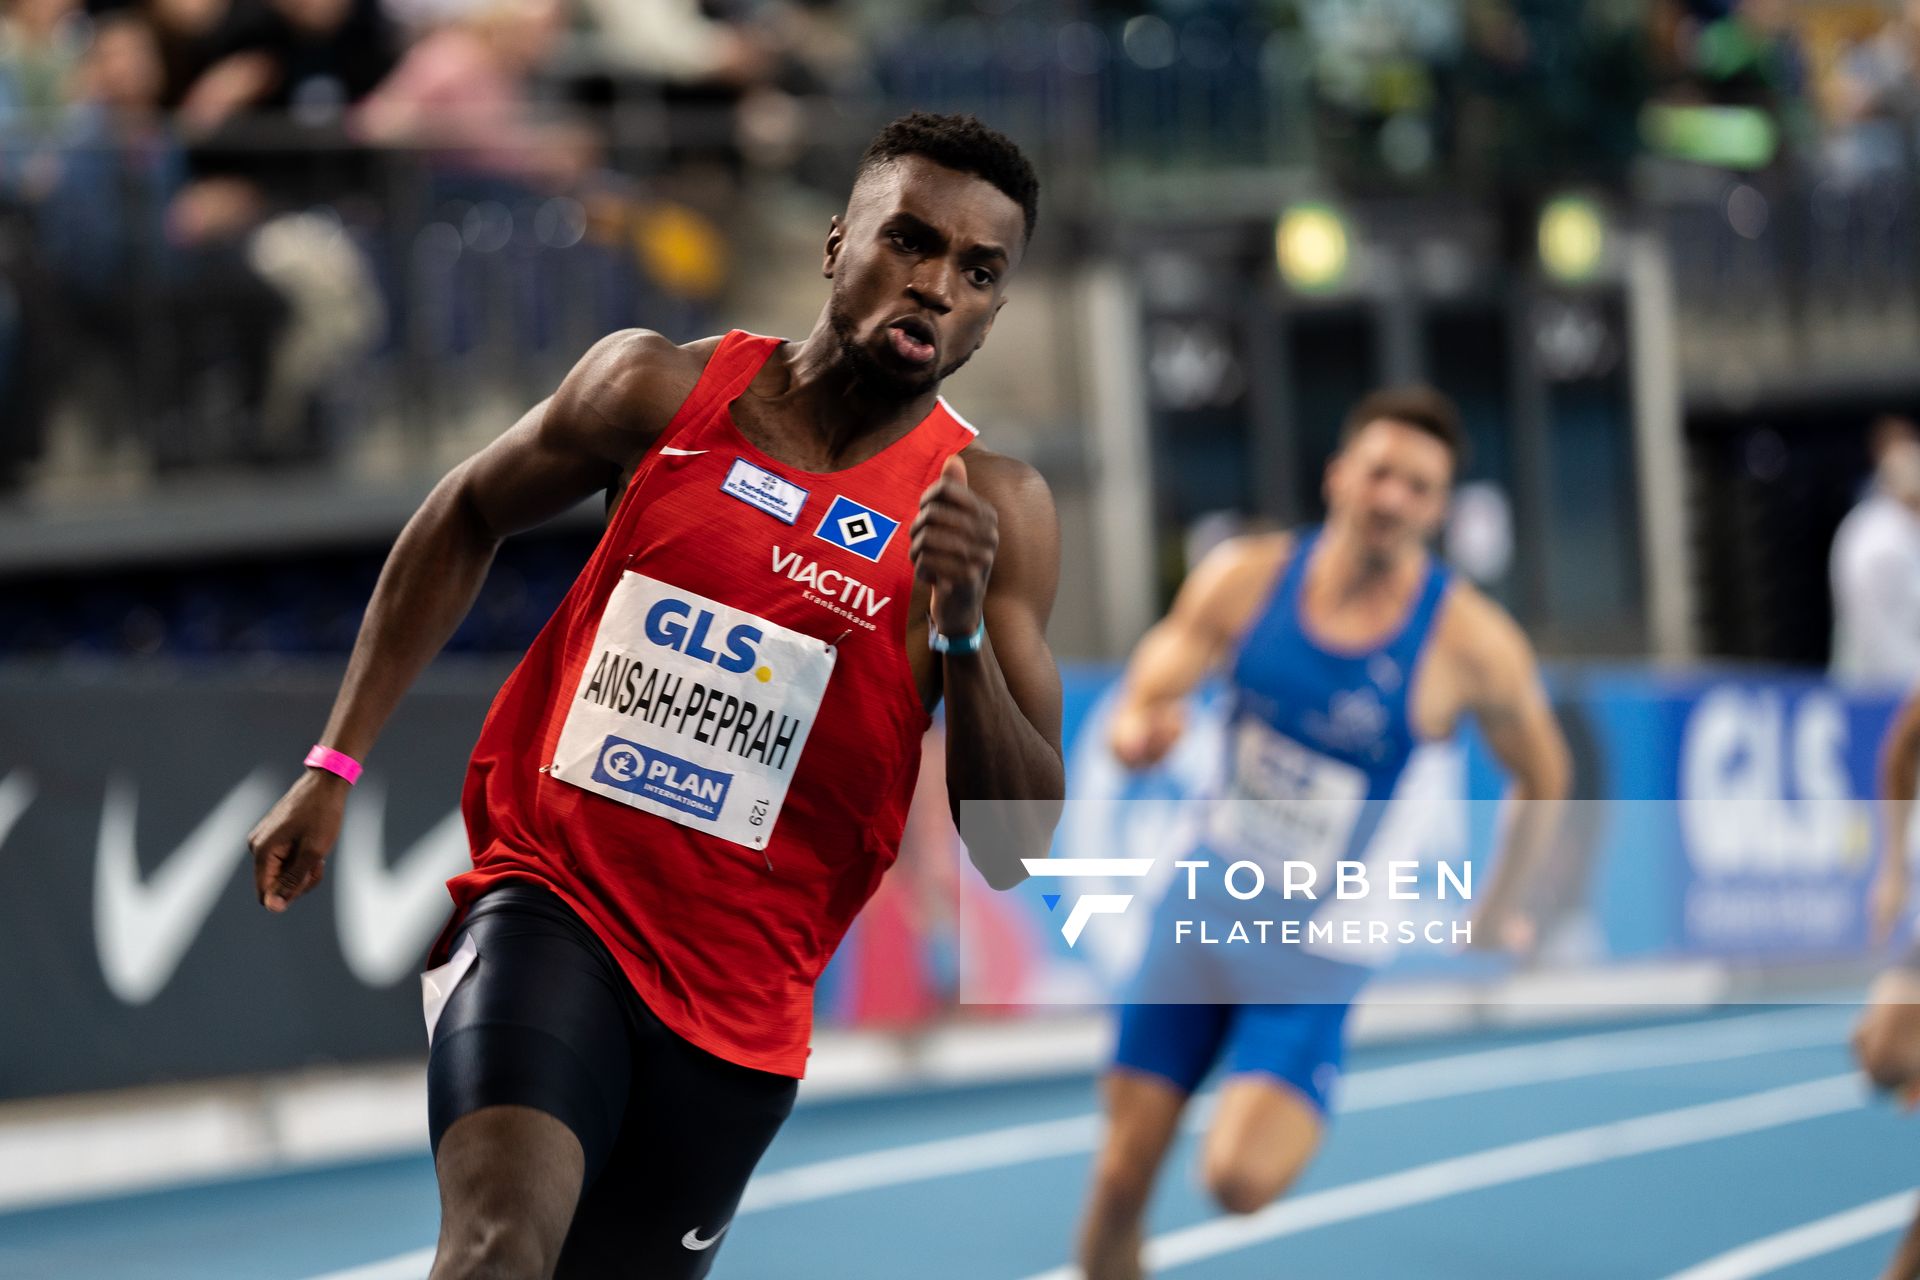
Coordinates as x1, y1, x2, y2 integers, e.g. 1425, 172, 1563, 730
1076, 388, 1570, 1279
1854, 685, 1920, 1280
246, 113, 1065, 1279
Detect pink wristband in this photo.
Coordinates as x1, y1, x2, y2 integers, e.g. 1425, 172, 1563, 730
304, 745, 363, 785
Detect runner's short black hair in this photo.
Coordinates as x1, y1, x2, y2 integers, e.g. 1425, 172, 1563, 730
1341, 385, 1467, 470
857, 112, 1040, 243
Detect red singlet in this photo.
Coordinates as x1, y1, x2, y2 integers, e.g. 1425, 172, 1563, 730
444, 331, 976, 1076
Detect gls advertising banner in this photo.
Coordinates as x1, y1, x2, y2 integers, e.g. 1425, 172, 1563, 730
1583, 669, 1901, 957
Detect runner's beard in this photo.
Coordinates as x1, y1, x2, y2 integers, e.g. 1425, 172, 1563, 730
828, 297, 975, 400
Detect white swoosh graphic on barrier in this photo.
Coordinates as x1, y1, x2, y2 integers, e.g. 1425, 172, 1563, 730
334, 784, 471, 988
94, 770, 281, 1005
0, 769, 36, 856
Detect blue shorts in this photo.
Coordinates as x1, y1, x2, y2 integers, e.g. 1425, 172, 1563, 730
1112, 1000, 1351, 1113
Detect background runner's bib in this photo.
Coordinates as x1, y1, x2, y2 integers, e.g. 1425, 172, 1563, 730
549, 573, 836, 850
1208, 718, 1368, 878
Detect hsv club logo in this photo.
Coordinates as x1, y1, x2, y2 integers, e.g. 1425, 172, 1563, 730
813, 495, 899, 563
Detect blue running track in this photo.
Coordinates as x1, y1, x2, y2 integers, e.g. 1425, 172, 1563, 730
0, 1006, 1907, 1279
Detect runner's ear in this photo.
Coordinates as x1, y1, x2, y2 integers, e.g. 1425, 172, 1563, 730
823, 215, 844, 279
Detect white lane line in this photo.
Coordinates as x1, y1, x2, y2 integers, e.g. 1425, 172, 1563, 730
1019, 1073, 1868, 1280
1339, 1006, 1849, 1112
301, 1254, 434, 1280
301, 1009, 1851, 1280
748, 1007, 1849, 1213
1662, 1189, 1919, 1280
742, 1113, 1099, 1212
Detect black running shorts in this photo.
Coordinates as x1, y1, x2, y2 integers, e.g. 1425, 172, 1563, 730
425, 883, 798, 1278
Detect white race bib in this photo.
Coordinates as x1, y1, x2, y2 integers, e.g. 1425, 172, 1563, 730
549, 572, 836, 850
1208, 720, 1368, 878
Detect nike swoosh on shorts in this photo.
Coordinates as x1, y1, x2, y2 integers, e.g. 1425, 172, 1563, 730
682, 1225, 728, 1251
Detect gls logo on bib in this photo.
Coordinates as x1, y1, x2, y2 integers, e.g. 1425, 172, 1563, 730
644, 598, 763, 675
813, 495, 898, 563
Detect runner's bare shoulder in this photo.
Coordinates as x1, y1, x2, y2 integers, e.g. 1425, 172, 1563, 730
1177, 531, 1293, 644
1195, 531, 1294, 601
576, 332, 732, 507
559, 330, 726, 448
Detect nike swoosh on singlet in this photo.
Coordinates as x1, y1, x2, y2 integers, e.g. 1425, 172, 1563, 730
94, 770, 281, 1005
682, 1225, 729, 1251
658, 447, 708, 456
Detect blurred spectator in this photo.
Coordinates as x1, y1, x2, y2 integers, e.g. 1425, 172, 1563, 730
35, 12, 300, 469
246, 208, 383, 453
1644, 0, 1815, 170
132, 0, 401, 130
29, 11, 180, 465
1833, 436, 1920, 685
0, 0, 88, 135
168, 0, 400, 204
250, 0, 397, 121
1457, 0, 1649, 189
1794, 2, 1916, 181
1874, 415, 1920, 468
355, 0, 594, 192
39, 13, 179, 305
134, 0, 261, 119
579, 0, 772, 87
0, 0, 89, 486
1830, 2, 1920, 133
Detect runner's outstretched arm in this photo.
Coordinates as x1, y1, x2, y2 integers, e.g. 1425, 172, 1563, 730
247, 331, 685, 911
1106, 535, 1289, 770
1450, 591, 1571, 950
916, 450, 1065, 889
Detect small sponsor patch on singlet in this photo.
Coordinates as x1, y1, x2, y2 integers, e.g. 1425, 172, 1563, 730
1207, 718, 1368, 879
720, 458, 809, 524
549, 572, 836, 848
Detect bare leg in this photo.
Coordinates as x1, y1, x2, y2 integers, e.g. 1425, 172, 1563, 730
1199, 1075, 1324, 1216
1854, 970, 1920, 1093
1855, 973, 1920, 1280
430, 1105, 585, 1280
1078, 1071, 1190, 1280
